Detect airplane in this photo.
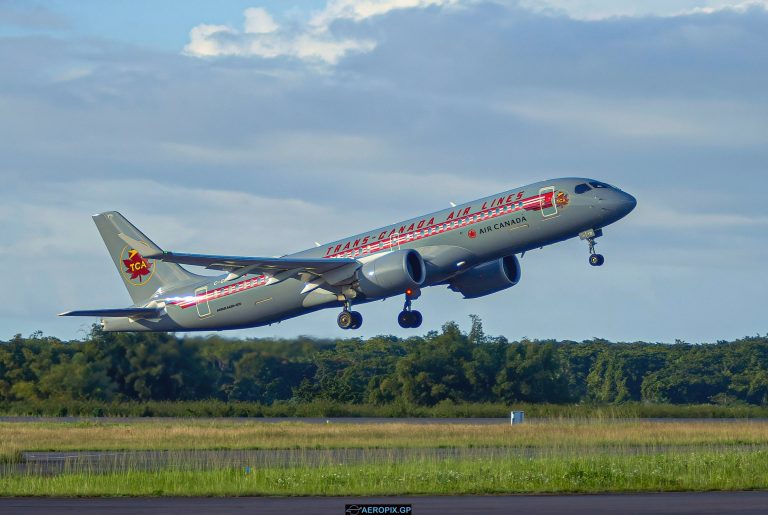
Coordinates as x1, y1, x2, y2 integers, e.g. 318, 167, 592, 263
60, 178, 636, 332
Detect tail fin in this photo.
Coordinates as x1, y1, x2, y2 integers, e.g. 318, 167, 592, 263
93, 211, 202, 305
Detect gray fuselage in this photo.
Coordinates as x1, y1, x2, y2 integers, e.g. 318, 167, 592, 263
101, 177, 636, 331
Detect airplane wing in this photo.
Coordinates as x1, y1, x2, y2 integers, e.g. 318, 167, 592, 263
146, 251, 356, 274
59, 308, 162, 318
117, 232, 357, 287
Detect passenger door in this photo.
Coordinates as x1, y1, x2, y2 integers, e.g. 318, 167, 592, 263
195, 286, 212, 317
539, 186, 557, 217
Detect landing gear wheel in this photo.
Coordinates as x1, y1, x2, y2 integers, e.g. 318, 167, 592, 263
409, 310, 423, 328
398, 289, 422, 329
580, 229, 605, 268
398, 310, 412, 329
398, 310, 423, 328
337, 311, 354, 329
349, 311, 363, 330
338, 310, 363, 330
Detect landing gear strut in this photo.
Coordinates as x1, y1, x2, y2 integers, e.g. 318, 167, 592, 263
580, 228, 605, 267
337, 299, 363, 330
398, 289, 422, 329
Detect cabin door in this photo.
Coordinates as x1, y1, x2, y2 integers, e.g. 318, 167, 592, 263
539, 186, 558, 217
195, 286, 212, 317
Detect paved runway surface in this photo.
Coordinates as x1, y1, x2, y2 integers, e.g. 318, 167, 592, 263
3, 492, 768, 514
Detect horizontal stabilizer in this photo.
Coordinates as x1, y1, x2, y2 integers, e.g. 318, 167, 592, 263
58, 308, 162, 318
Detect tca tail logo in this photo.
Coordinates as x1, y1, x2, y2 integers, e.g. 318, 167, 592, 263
120, 245, 154, 286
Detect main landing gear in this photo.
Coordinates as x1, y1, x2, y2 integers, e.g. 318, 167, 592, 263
398, 289, 422, 329
580, 228, 605, 267
337, 299, 363, 330
336, 290, 424, 330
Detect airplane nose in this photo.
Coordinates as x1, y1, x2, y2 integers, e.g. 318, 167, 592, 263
621, 192, 637, 214
601, 191, 637, 218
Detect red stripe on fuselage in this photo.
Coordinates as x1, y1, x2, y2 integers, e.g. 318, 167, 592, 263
167, 193, 552, 309
323, 192, 546, 259
168, 275, 269, 310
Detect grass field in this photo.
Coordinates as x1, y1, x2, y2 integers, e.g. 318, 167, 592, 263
2, 418, 768, 496
4, 451, 768, 496
4, 399, 768, 419
3, 419, 768, 457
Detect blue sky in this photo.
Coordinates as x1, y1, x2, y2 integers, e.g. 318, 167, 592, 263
0, 1, 326, 49
0, 0, 766, 343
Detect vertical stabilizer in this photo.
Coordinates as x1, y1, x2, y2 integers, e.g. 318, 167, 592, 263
92, 211, 201, 305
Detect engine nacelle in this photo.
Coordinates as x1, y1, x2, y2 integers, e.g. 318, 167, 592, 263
448, 255, 521, 299
355, 249, 426, 299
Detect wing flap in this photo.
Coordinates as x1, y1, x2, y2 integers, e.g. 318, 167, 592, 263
59, 308, 162, 318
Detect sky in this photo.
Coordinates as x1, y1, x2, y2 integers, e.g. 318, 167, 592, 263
0, 0, 766, 343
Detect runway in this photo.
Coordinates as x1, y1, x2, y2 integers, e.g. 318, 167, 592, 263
2, 492, 768, 514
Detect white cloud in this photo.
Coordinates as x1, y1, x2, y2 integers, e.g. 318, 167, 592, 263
680, 0, 768, 15
244, 7, 279, 34
182, 0, 768, 66
184, 0, 457, 64
185, 24, 238, 57
310, 0, 458, 27
184, 19, 374, 64
519, 0, 768, 20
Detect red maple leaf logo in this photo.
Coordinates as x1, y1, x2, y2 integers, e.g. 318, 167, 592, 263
123, 250, 152, 281
468, 229, 477, 239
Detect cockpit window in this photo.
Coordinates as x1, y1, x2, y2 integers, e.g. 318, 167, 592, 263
589, 181, 610, 189
574, 183, 591, 194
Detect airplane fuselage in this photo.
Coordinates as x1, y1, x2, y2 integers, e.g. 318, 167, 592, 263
98, 177, 636, 331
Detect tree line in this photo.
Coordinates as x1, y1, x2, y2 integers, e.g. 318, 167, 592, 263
1, 318, 767, 407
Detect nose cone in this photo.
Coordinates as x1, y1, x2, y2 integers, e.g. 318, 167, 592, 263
618, 191, 637, 216
604, 190, 636, 218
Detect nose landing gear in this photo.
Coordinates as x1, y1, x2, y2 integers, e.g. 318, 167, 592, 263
337, 299, 363, 330
398, 289, 422, 329
580, 228, 605, 267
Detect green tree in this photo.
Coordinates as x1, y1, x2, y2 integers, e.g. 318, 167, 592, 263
396, 322, 473, 405
494, 342, 569, 403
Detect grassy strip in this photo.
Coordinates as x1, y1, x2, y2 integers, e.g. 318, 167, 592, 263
3, 400, 768, 419
2, 419, 768, 463
2, 451, 767, 496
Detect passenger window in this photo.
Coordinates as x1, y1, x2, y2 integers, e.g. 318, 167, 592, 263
575, 183, 591, 194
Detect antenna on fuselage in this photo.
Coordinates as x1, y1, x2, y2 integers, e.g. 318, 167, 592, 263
449, 201, 456, 207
